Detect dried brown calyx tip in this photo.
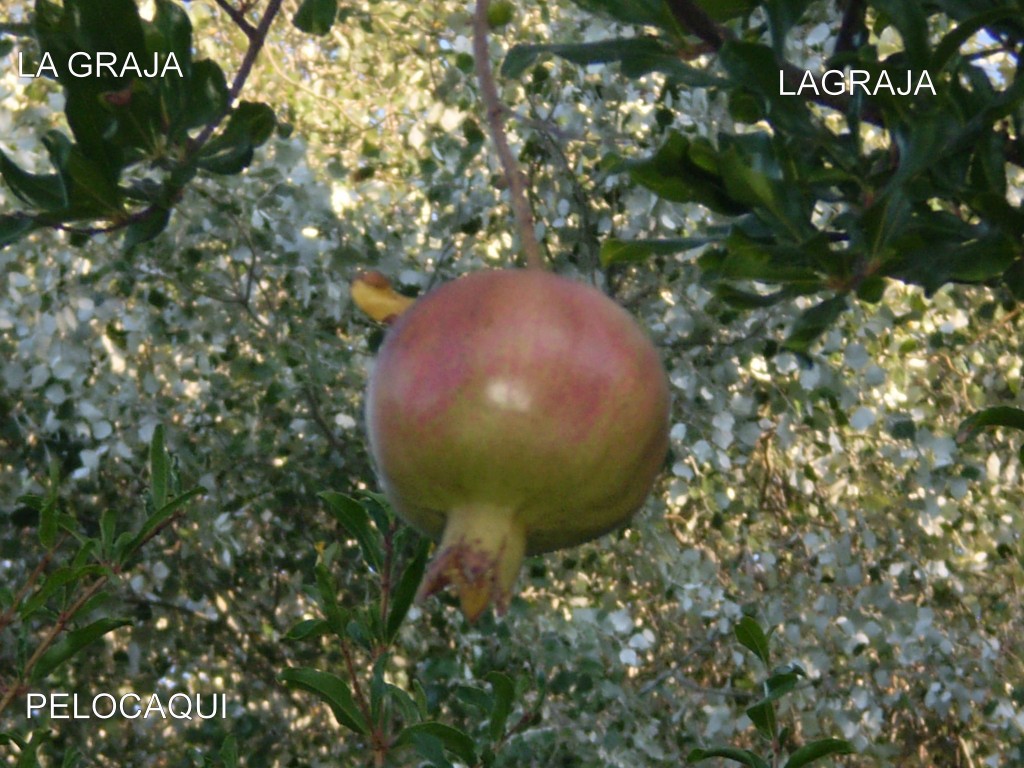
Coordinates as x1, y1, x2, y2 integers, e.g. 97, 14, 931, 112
415, 505, 526, 623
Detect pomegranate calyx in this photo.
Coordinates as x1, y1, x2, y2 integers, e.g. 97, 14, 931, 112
415, 505, 526, 622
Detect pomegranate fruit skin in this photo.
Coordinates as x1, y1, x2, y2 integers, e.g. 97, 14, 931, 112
365, 269, 670, 619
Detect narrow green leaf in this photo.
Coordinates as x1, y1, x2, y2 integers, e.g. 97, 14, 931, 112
503, 37, 723, 86
369, 653, 388, 724
715, 283, 788, 309
687, 746, 771, 768
734, 616, 771, 666
932, 8, 1021, 72
279, 667, 368, 734
127, 487, 202, 556
396, 722, 477, 766
32, 617, 132, 680
406, 733, 453, 768
20, 565, 105, 619
385, 683, 421, 726
781, 295, 848, 355
627, 132, 748, 215
123, 206, 171, 252
219, 734, 239, 768
763, 664, 805, 702
600, 236, 715, 267
319, 492, 384, 569
0, 150, 68, 210
871, 0, 929, 68
283, 618, 328, 642
745, 700, 777, 741
486, 671, 515, 742
764, 0, 813, 53
956, 406, 1024, 444
149, 425, 168, 510
38, 497, 58, 550
197, 102, 276, 174
315, 561, 350, 638
99, 508, 117, 557
783, 738, 855, 768
0, 214, 39, 248
293, 0, 338, 35
386, 538, 430, 640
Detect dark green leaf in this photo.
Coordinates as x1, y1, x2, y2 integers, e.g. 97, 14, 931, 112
0, 214, 39, 248
320, 491, 384, 570
871, 0, 929, 68
745, 700, 777, 740
764, 0, 813, 53
150, 425, 169, 510
782, 295, 848, 354
315, 561, 350, 638
628, 132, 748, 215
600, 236, 715, 268
100, 508, 117, 556
763, 664, 805, 702
178, 60, 229, 133
197, 102, 276, 174
127, 487, 202, 557
123, 206, 171, 252
284, 618, 328, 641
386, 538, 430, 641
385, 683, 421, 726
293, 0, 338, 35
406, 733, 453, 768
734, 616, 771, 665
932, 8, 1021, 72
486, 671, 515, 741
687, 746, 771, 768
715, 283, 788, 309
0, 150, 68, 210
397, 722, 477, 766
219, 734, 239, 768
503, 38, 723, 87
783, 738, 855, 768
279, 667, 368, 734
32, 617, 132, 680
38, 497, 58, 550
956, 406, 1024, 444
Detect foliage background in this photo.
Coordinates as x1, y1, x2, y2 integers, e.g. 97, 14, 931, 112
2, 0, 1024, 766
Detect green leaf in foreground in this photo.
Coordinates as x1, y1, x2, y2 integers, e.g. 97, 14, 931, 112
279, 667, 368, 734
599, 236, 714, 268
687, 746, 771, 768
293, 0, 338, 35
956, 406, 1024, 444
32, 618, 132, 680
734, 616, 771, 666
396, 722, 477, 766
783, 738, 855, 768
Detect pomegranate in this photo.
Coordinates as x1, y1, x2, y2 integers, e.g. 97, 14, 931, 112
365, 269, 670, 621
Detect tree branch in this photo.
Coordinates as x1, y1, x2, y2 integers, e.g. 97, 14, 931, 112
663, 0, 731, 48
833, 0, 868, 57
191, 0, 284, 151
212, 0, 257, 38
472, 0, 545, 270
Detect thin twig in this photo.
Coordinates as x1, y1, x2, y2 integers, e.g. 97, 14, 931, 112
471, 0, 544, 270
191, 0, 284, 151
0, 507, 189, 716
212, 0, 257, 38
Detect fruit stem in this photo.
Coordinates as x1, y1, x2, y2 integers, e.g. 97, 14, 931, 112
472, 0, 545, 271
416, 503, 526, 622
